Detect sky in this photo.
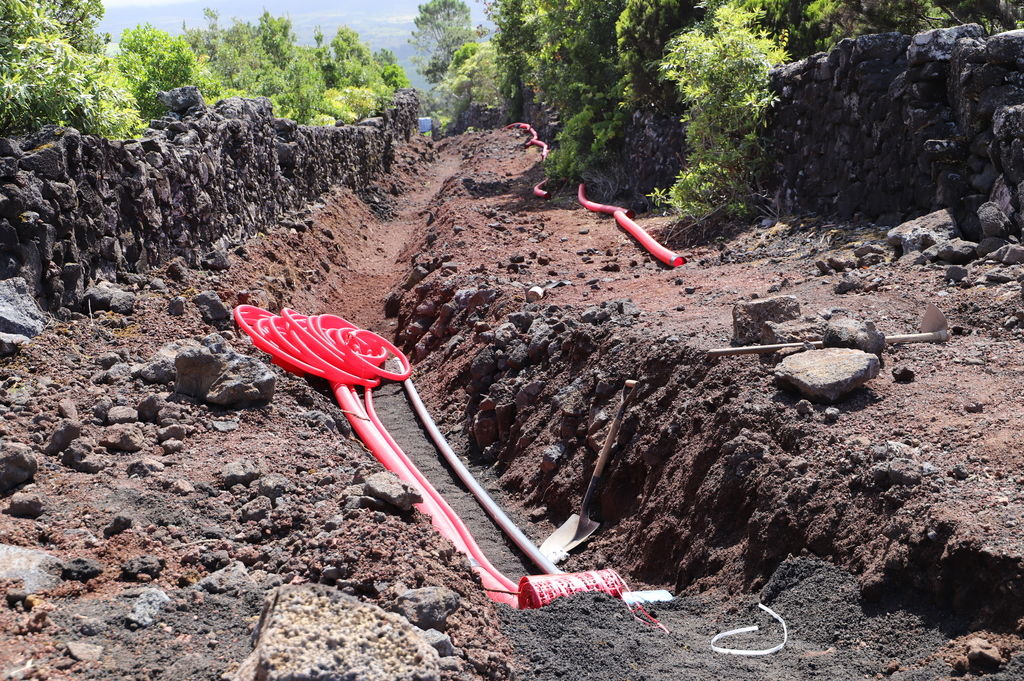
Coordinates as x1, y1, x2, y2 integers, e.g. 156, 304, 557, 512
98, 0, 492, 89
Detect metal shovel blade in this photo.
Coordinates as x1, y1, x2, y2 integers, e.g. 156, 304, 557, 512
539, 513, 600, 564
920, 303, 947, 334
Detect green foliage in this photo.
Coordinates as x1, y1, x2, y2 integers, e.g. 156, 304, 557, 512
616, 0, 699, 109
490, 0, 630, 177
184, 11, 410, 125
410, 0, 476, 84
44, 0, 108, 53
436, 41, 502, 117
115, 24, 222, 121
0, 0, 141, 137
658, 3, 787, 218
740, 1, 1022, 58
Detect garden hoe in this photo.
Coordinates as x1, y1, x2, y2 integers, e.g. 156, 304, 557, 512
540, 379, 638, 564
706, 303, 949, 357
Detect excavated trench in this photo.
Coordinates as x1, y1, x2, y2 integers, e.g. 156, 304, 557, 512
6, 127, 1015, 679
95, 126, 1021, 679
340, 129, 1024, 679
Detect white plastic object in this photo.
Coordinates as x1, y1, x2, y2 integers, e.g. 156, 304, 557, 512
622, 590, 674, 605
710, 603, 788, 656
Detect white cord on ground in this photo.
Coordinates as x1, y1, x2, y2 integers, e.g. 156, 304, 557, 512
710, 603, 788, 656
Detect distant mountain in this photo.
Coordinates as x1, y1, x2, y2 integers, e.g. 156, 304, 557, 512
98, 0, 492, 91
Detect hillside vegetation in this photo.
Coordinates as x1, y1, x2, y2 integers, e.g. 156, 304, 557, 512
0, 0, 410, 137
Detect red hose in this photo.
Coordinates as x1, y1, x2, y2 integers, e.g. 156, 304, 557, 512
614, 211, 686, 268
533, 179, 551, 200
577, 183, 635, 219
233, 305, 518, 605
508, 122, 549, 162
578, 184, 685, 268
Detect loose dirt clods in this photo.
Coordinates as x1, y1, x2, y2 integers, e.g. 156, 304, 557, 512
1, 128, 1022, 680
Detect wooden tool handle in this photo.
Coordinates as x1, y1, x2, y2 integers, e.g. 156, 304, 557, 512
707, 341, 821, 357
885, 330, 949, 344
581, 380, 637, 512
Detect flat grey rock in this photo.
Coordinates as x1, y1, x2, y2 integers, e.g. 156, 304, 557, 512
0, 544, 63, 593
775, 348, 880, 403
732, 296, 801, 345
886, 210, 959, 254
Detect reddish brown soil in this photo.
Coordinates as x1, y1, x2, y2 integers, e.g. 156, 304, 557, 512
3, 128, 1023, 681
384, 131, 1024, 676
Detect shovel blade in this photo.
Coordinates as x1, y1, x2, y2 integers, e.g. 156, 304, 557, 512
539, 514, 601, 564
920, 303, 947, 334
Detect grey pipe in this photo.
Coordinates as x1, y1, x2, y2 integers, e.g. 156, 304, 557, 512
403, 378, 562, 575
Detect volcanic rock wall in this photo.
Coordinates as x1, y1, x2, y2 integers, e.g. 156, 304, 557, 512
770, 24, 1024, 242
0, 89, 419, 313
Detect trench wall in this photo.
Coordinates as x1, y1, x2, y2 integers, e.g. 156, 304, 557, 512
770, 24, 1024, 240
0, 89, 419, 312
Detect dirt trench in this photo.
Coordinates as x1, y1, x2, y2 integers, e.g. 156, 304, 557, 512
3, 128, 1024, 681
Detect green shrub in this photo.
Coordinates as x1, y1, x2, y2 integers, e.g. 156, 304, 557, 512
0, 0, 141, 137
116, 24, 223, 121
438, 41, 502, 116
657, 2, 787, 219
616, 0, 699, 110
184, 11, 408, 126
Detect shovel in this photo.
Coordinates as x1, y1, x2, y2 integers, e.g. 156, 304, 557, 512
706, 303, 949, 357
540, 379, 638, 564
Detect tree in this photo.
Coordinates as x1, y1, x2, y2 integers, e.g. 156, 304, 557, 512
438, 41, 502, 115
410, 0, 475, 84
656, 2, 788, 218
183, 10, 407, 126
616, 0, 700, 110
116, 24, 222, 120
0, 0, 140, 137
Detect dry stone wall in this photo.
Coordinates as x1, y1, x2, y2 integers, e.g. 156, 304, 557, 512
770, 24, 1024, 248
0, 88, 419, 313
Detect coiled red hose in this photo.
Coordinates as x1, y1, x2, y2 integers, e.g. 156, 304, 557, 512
578, 184, 685, 268
233, 305, 519, 605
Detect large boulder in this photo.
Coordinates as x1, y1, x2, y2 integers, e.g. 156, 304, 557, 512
394, 587, 460, 632
175, 334, 276, 408
822, 318, 885, 357
987, 29, 1024, 67
887, 210, 960, 255
907, 24, 985, 65
363, 472, 422, 512
232, 584, 440, 681
0, 277, 45, 337
82, 282, 136, 315
732, 296, 801, 345
0, 441, 37, 493
775, 348, 880, 403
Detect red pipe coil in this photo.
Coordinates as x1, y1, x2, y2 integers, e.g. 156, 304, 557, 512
577, 184, 685, 268
508, 122, 549, 162
232, 305, 519, 606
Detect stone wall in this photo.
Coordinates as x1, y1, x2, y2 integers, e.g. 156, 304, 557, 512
0, 88, 419, 313
447, 103, 508, 136
770, 24, 1024, 248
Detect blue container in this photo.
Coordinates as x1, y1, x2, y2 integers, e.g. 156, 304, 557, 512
418, 117, 433, 134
